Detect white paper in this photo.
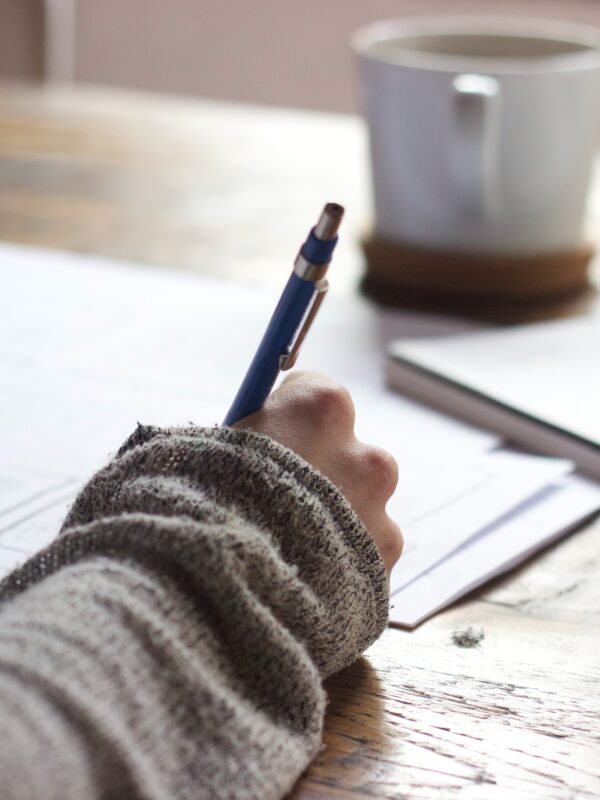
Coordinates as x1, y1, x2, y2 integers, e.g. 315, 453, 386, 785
388, 475, 600, 628
0, 463, 75, 518
0, 493, 75, 572
389, 450, 574, 594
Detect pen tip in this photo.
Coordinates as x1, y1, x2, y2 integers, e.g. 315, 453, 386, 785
315, 202, 345, 241
325, 202, 344, 219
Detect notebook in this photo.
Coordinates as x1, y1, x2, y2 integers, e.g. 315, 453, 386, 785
387, 315, 600, 479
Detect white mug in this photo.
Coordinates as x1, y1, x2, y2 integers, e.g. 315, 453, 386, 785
353, 17, 600, 254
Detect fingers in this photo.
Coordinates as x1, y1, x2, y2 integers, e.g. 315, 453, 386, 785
271, 371, 356, 436
235, 371, 403, 576
348, 442, 403, 574
367, 514, 404, 574
357, 443, 399, 502
277, 369, 334, 389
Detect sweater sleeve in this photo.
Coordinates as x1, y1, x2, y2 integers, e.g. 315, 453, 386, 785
0, 425, 389, 800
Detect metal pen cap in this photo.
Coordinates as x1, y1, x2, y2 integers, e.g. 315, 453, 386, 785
314, 202, 344, 241
294, 202, 345, 281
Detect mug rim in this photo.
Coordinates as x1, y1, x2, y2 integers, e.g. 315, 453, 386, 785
352, 16, 600, 74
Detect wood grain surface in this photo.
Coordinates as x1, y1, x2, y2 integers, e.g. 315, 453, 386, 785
1, 81, 599, 799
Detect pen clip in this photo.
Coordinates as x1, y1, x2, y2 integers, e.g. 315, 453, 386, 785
279, 278, 328, 371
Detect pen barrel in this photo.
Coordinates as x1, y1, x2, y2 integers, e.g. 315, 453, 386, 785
223, 273, 315, 425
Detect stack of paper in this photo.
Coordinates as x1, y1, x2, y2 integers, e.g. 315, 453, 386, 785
1, 243, 599, 627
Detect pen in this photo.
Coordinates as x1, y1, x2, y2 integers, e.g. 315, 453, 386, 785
223, 202, 344, 426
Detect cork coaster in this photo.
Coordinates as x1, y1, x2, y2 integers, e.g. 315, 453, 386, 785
362, 235, 596, 322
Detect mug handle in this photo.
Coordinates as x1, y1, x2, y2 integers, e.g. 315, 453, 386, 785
451, 74, 500, 220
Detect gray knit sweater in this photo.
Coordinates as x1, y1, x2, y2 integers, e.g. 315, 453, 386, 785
0, 425, 388, 799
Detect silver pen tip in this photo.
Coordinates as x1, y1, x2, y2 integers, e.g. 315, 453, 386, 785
314, 202, 345, 241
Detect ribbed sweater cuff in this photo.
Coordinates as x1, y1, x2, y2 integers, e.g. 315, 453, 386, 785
0, 425, 389, 677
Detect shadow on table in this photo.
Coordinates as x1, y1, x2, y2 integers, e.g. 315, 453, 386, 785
288, 656, 403, 798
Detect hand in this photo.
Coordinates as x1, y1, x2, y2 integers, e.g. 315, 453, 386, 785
234, 372, 403, 576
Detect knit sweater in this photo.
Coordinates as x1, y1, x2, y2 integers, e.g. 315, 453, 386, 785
0, 424, 389, 800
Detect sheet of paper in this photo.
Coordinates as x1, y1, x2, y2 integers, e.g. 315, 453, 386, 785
0, 245, 162, 378
0, 463, 75, 518
388, 475, 600, 628
389, 451, 574, 594
0, 242, 498, 473
0, 244, 499, 563
0, 492, 76, 573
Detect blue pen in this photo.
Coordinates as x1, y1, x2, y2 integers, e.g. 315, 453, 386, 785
223, 202, 344, 426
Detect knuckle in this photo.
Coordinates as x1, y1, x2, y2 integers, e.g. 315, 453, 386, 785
379, 519, 404, 566
363, 446, 399, 496
309, 383, 355, 428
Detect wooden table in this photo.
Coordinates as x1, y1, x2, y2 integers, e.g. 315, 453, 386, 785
1, 81, 599, 799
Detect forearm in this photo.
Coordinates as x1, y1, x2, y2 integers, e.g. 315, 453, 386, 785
0, 554, 323, 799
0, 426, 388, 800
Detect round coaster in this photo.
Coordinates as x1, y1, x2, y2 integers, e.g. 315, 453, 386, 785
362, 235, 595, 320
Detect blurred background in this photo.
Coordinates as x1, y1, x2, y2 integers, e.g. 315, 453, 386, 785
3, 0, 600, 113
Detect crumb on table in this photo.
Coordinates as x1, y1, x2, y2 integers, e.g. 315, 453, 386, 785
451, 626, 485, 648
